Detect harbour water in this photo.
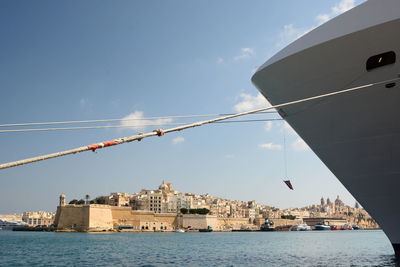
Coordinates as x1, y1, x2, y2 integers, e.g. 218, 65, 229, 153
0, 230, 397, 266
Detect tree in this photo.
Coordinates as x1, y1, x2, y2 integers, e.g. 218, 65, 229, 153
69, 199, 78, 204
180, 208, 188, 214
92, 196, 108, 204
197, 208, 210, 215
186, 208, 210, 215
77, 199, 85, 205
189, 209, 196, 214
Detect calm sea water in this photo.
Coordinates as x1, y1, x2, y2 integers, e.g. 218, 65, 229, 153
0, 230, 398, 266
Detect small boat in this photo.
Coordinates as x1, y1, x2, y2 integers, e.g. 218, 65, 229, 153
199, 226, 213, 232
352, 225, 362, 230
173, 229, 185, 233
274, 225, 292, 231
260, 218, 275, 231
330, 225, 340, 230
341, 224, 353, 230
314, 223, 331, 231
291, 223, 311, 231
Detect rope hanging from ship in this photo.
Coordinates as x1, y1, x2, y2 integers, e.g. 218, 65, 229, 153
0, 77, 399, 170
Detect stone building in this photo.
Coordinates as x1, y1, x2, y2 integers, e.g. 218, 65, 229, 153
54, 194, 255, 232
22, 211, 55, 226
132, 182, 192, 213
109, 193, 132, 207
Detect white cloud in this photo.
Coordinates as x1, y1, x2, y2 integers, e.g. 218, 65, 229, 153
332, 0, 355, 15
264, 121, 273, 132
316, 0, 356, 25
277, 24, 309, 48
233, 93, 271, 112
277, 0, 356, 48
315, 14, 331, 25
120, 111, 173, 131
216, 57, 224, 64
172, 136, 185, 145
234, 47, 255, 61
291, 137, 310, 151
259, 143, 282, 151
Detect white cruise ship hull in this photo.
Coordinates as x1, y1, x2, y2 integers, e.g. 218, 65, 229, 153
252, 0, 400, 256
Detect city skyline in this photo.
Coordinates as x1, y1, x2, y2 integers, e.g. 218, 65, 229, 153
0, 0, 366, 213
3, 180, 359, 214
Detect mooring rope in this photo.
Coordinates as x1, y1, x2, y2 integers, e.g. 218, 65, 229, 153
0, 119, 283, 133
0, 111, 277, 128
0, 77, 398, 170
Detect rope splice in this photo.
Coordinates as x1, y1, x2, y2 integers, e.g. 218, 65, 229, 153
153, 129, 165, 137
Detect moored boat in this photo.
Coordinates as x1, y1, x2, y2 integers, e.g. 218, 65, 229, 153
0, 218, 27, 230
291, 223, 311, 231
199, 226, 213, 232
260, 218, 275, 231
314, 223, 331, 231
341, 224, 353, 230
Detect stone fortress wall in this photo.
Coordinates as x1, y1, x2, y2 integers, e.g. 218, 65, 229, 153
55, 204, 253, 232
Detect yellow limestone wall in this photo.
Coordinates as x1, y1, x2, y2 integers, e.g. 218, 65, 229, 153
54, 205, 90, 229
56, 205, 251, 232
88, 205, 113, 230
110, 207, 177, 231
56, 205, 178, 231
179, 215, 250, 230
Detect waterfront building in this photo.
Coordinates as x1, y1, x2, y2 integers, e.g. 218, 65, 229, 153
22, 211, 55, 226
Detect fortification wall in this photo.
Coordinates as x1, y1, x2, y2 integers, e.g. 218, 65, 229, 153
55, 205, 89, 229
217, 217, 250, 230
88, 205, 113, 230
57, 205, 258, 232
111, 208, 148, 230
154, 213, 177, 226
271, 218, 303, 227
110, 207, 177, 231
180, 215, 250, 230
180, 214, 209, 229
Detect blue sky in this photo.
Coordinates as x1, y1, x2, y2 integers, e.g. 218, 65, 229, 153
0, 0, 366, 213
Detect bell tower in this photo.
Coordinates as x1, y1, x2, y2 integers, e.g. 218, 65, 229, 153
59, 194, 66, 207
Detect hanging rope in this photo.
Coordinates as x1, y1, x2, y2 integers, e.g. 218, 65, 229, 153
282, 131, 294, 190
283, 130, 288, 178
0, 77, 398, 170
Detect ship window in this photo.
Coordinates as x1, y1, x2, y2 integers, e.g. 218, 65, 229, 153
366, 51, 396, 71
